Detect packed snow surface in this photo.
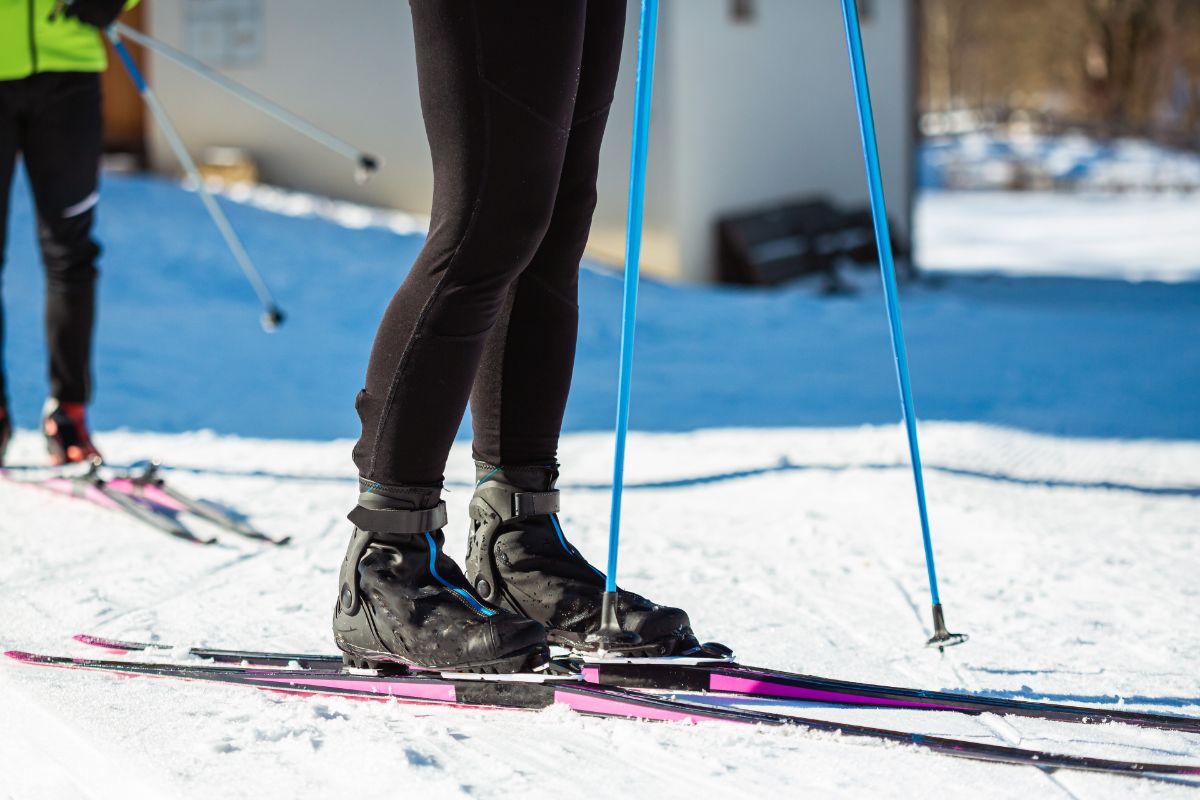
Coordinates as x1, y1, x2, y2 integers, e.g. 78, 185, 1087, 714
919, 131, 1200, 192
916, 190, 1200, 283
1, 171, 1198, 797
1, 426, 1198, 798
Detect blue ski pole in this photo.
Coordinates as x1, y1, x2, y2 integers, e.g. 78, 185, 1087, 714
588, 0, 660, 653
838, 0, 966, 649
107, 28, 286, 332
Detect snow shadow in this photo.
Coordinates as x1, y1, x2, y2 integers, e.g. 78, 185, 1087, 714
966, 688, 1200, 711
2, 171, 1197, 441
124, 459, 1200, 499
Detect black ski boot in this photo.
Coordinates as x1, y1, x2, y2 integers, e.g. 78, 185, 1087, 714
333, 483, 550, 673
466, 463, 698, 656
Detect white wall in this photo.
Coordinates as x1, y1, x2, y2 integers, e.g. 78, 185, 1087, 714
584, 6, 677, 279
146, 1, 432, 212
145, 0, 912, 283
662, 0, 914, 281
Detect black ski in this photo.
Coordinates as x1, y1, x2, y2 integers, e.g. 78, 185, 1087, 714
585, 660, 1200, 735
1, 460, 285, 545
7, 649, 1198, 781
1, 463, 215, 545
113, 461, 290, 545
71, 634, 1200, 734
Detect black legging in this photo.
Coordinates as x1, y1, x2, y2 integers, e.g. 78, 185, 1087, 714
0, 72, 102, 408
354, 0, 626, 487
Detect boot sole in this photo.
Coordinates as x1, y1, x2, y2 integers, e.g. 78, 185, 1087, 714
338, 642, 551, 675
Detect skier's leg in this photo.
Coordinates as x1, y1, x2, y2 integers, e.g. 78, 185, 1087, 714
465, 2, 697, 656
337, 0, 593, 671
469, 0, 627, 467
21, 72, 102, 464
0, 80, 18, 464
352, 0, 588, 487
22, 72, 101, 407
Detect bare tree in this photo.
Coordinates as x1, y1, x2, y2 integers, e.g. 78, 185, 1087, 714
1079, 0, 1165, 132
918, 0, 1200, 144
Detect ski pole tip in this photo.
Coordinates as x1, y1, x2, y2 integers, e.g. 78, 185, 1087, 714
585, 591, 642, 656
355, 155, 382, 184
925, 603, 968, 651
261, 307, 286, 332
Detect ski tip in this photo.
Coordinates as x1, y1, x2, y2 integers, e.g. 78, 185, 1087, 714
181, 531, 220, 546
236, 533, 290, 546
71, 634, 135, 653
4, 650, 48, 664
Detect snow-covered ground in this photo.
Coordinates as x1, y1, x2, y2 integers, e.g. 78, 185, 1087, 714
916, 191, 1200, 282
916, 132, 1200, 282
919, 131, 1200, 192
1, 170, 1199, 797
1, 426, 1198, 798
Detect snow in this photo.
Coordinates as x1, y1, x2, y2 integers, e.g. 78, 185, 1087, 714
2, 170, 1199, 797
916, 132, 1200, 282
2, 425, 1198, 798
917, 190, 1200, 283
919, 131, 1200, 192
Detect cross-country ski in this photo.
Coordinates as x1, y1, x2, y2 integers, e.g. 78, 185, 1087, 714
0, 460, 287, 545
66, 633, 1200, 733
8, 648, 1199, 781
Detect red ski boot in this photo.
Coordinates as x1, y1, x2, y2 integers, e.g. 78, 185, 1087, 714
43, 400, 101, 466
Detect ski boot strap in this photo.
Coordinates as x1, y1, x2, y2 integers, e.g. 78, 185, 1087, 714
347, 491, 448, 533
513, 490, 559, 518
340, 494, 448, 615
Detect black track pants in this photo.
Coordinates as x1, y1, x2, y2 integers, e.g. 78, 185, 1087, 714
0, 72, 102, 409
353, 0, 626, 486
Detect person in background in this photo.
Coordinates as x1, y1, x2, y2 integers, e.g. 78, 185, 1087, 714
0, 0, 137, 466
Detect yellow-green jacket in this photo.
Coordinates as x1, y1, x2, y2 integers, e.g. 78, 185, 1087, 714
0, 0, 139, 81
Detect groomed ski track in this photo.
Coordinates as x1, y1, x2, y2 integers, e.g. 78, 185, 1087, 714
2, 426, 1198, 799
